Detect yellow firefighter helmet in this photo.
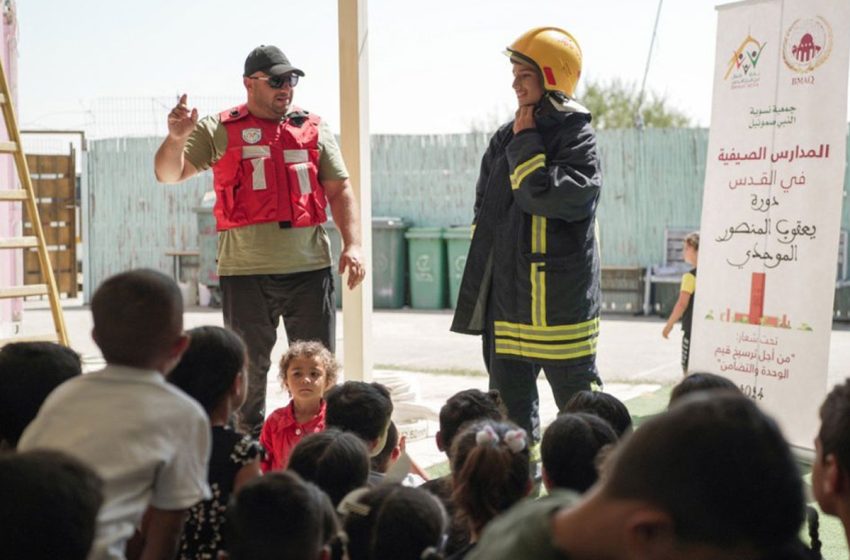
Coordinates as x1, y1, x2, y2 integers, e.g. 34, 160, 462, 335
505, 27, 583, 99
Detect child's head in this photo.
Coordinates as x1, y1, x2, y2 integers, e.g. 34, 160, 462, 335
683, 231, 700, 265
437, 388, 506, 458
562, 390, 633, 437
596, 393, 803, 556
0, 450, 103, 560
343, 484, 447, 560
371, 421, 400, 474
225, 470, 339, 560
450, 419, 531, 536
91, 269, 187, 371
280, 340, 339, 401
287, 428, 371, 507
541, 412, 618, 493
0, 341, 82, 448
168, 326, 247, 417
325, 381, 393, 455
668, 372, 740, 407
814, 379, 850, 517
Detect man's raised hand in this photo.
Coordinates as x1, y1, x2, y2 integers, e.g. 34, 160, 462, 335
167, 94, 198, 141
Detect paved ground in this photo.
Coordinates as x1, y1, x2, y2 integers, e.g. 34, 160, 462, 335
14, 299, 850, 470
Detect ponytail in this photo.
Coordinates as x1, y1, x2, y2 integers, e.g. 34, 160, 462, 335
450, 421, 531, 534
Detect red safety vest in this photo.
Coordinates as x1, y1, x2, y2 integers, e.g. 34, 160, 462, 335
211, 104, 327, 231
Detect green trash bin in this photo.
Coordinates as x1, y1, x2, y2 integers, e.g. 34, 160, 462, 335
325, 217, 409, 309
373, 218, 408, 309
444, 226, 472, 309
405, 227, 447, 309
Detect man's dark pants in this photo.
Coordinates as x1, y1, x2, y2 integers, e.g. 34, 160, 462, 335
221, 267, 335, 436
482, 328, 598, 443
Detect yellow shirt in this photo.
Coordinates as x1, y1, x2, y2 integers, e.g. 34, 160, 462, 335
680, 271, 696, 294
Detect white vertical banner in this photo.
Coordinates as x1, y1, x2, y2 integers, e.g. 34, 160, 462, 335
692, 0, 850, 449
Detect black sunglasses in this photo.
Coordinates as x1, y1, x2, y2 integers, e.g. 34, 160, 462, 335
248, 74, 299, 89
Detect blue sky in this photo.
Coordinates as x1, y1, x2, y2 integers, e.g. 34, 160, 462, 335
19, 0, 725, 135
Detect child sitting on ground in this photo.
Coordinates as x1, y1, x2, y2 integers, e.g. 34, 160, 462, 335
224, 470, 342, 560
0, 341, 82, 451
342, 484, 447, 560
325, 380, 394, 485
421, 389, 505, 555
0, 449, 103, 560
168, 326, 263, 560
260, 340, 339, 471
668, 372, 740, 407
541, 412, 617, 493
371, 421, 428, 487
19, 269, 211, 560
662, 231, 699, 375
448, 419, 532, 559
562, 390, 633, 437
813, 379, 850, 550
287, 428, 371, 507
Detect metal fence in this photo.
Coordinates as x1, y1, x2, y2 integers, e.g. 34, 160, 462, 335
84, 126, 850, 296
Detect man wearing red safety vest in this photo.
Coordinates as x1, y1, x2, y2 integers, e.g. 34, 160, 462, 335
155, 45, 364, 436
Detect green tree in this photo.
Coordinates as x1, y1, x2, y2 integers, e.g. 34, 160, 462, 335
578, 79, 691, 129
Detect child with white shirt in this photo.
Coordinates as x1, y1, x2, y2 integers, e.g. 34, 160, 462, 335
19, 269, 211, 560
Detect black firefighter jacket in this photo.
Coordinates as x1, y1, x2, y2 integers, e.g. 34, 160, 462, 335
450, 103, 602, 367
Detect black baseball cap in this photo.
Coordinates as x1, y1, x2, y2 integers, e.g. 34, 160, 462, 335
244, 45, 305, 77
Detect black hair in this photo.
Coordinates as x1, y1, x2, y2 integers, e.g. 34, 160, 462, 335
438, 389, 505, 457
541, 412, 618, 493
91, 268, 183, 368
168, 326, 246, 415
371, 421, 399, 474
0, 450, 103, 560
225, 470, 338, 560
669, 372, 740, 407
325, 381, 393, 443
562, 390, 632, 437
344, 484, 447, 560
450, 419, 531, 535
287, 428, 371, 507
818, 379, 850, 474
0, 341, 81, 447
604, 393, 805, 553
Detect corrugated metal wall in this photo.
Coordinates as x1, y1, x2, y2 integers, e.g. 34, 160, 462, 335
595, 128, 708, 266
86, 127, 849, 293
86, 138, 208, 291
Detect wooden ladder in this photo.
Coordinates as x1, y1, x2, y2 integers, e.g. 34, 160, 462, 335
0, 57, 68, 347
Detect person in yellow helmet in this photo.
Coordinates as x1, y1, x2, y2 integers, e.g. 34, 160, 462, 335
451, 27, 603, 444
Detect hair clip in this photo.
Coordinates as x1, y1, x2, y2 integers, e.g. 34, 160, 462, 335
336, 487, 372, 517
503, 429, 528, 454
475, 424, 499, 446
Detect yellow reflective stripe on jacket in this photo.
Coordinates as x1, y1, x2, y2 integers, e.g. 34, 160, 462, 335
530, 215, 547, 326
494, 337, 598, 361
494, 317, 600, 341
510, 154, 546, 190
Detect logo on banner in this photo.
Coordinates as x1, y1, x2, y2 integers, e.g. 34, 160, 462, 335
783, 16, 833, 74
242, 128, 262, 144
725, 34, 766, 89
